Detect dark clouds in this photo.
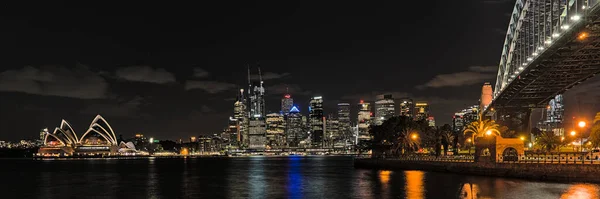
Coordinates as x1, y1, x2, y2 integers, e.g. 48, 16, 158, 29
250, 72, 291, 81
193, 68, 210, 78
115, 66, 176, 84
0, 65, 109, 99
418, 66, 496, 89
185, 81, 238, 93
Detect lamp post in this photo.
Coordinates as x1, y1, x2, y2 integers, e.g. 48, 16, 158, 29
578, 121, 586, 152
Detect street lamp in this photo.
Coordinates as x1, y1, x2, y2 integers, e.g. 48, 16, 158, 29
467, 138, 472, 143
570, 131, 576, 136
579, 121, 587, 128
520, 136, 525, 141
486, 130, 492, 136
411, 134, 418, 140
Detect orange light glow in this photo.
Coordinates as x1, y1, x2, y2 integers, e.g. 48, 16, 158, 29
578, 32, 589, 40
379, 170, 391, 184
571, 131, 577, 136
579, 121, 586, 128
411, 134, 418, 140
405, 171, 424, 199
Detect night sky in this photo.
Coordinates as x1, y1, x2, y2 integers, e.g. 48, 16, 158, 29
2, 1, 599, 141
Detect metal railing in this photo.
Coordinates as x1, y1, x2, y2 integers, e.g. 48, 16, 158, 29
379, 154, 474, 163
498, 153, 600, 164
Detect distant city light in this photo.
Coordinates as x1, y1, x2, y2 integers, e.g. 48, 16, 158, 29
578, 121, 586, 128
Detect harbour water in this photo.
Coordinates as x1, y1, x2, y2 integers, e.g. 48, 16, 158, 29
1, 156, 598, 198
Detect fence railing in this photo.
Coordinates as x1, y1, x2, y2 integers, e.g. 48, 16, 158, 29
381, 155, 474, 163
498, 153, 600, 164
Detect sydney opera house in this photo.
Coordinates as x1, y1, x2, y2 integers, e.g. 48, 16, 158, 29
37, 115, 125, 157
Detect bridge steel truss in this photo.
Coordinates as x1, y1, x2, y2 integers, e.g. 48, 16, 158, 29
490, 0, 600, 112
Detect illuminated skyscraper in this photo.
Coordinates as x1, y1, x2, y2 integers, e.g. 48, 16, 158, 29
326, 115, 339, 148
414, 102, 430, 121
281, 94, 293, 116
399, 98, 414, 118
286, 106, 303, 147
266, 113, 285, 148
375, 94, 395, 125
337, 103, 351, 143
233, 89, 248, 146
309, 96, 324, 148
357, 100, 372, 142
480, 82, 493, 111
247, 66, 266, 150
248, 117, 266, 150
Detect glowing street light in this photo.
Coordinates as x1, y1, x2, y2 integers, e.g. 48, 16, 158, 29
467, 138, 472, 143
486, 130, 492, 136
520, 136, 525, 141
570, 131, 576, 136
578, 32, 589, 40
411, 134, 418, 140
578, 121, 586, 128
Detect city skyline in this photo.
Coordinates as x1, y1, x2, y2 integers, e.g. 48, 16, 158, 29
1, 1, 600, 141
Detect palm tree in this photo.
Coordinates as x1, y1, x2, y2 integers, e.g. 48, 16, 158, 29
463, 118, 501, 146
536, 131, 560, 152
394, 130, 420, 155
588, 112, 600, 148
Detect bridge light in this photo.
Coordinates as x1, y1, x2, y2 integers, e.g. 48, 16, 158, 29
545, 40, 552, 44
552, 33, 560, 38
514, 71, 519, 74
571, 15, 581, 21
532, 52, 538, 56
561, 25, 570, 30
582, 6, 586, 9
522, 63, 527, 66
537, 46, 544, 50
518, 67, 524, 70
527, 57, 533, 61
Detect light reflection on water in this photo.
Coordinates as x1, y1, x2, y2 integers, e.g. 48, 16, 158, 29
2, 157, 599, 198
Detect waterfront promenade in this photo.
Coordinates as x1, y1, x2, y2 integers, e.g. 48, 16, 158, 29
355, 155, 600, 183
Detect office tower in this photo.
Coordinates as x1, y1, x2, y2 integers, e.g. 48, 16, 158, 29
399, 98, 414, 118
326, 115, 339, 148
248, 117, 267, 150
357, 100, 372, 142
309, 96, 324, 148
247, 66, 267, 150
374, 94, 395, 125
281, 94, 293, 116
227, 116, 238, 145
266, 113, 285, 148
233, 89, 248, 146
248, 67, 266, 118
337, 103, 351, 144
427, 116, 436, 127
538, 95, 564, 136
286, 106, 303, 147
414, 102, 430, 121
453, 105, 479, 132
480, 82, 493, 111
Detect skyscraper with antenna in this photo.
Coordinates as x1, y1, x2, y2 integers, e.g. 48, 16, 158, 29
247, 64, 267, 150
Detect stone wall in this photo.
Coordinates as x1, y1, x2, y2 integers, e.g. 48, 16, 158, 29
354, 158, 600, 183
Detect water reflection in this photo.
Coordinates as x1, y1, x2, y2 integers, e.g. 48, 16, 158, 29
405, 170, 424, 199
460, 183, 481, 199
561, 184, 600, 199
248, 157, 266, 198
287, 156, 303, 199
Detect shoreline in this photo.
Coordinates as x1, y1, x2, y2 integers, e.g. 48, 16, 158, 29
354, 158, 600, 184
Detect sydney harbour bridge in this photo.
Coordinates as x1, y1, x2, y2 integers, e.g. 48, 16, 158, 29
485, 0, 600, 131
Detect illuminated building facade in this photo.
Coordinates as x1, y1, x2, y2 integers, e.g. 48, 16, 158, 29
480, 82, 493, 111
453, 105, 479, 132
233, 89, 248, 147
326, 116, 339, 148
337, 103, 351, 142
266, 113, 285, 148
414, 102, 430, 121
281, 94, 293, 115
286, 106, 303, 147
357, 100, 372, 142
374, 94, 395, 125
399, 98, 414, 118
427, 116, 436, 127
248, 117, 267, 150
538, 94, 564, 136
309, 96, 324, 148
37, 115, 119, 157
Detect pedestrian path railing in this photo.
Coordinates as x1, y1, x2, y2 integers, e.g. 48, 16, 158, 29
381, 155, 474, 163
498, 153, 600, 165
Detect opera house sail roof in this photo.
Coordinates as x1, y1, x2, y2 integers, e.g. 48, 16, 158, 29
39, 115, 119, 156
